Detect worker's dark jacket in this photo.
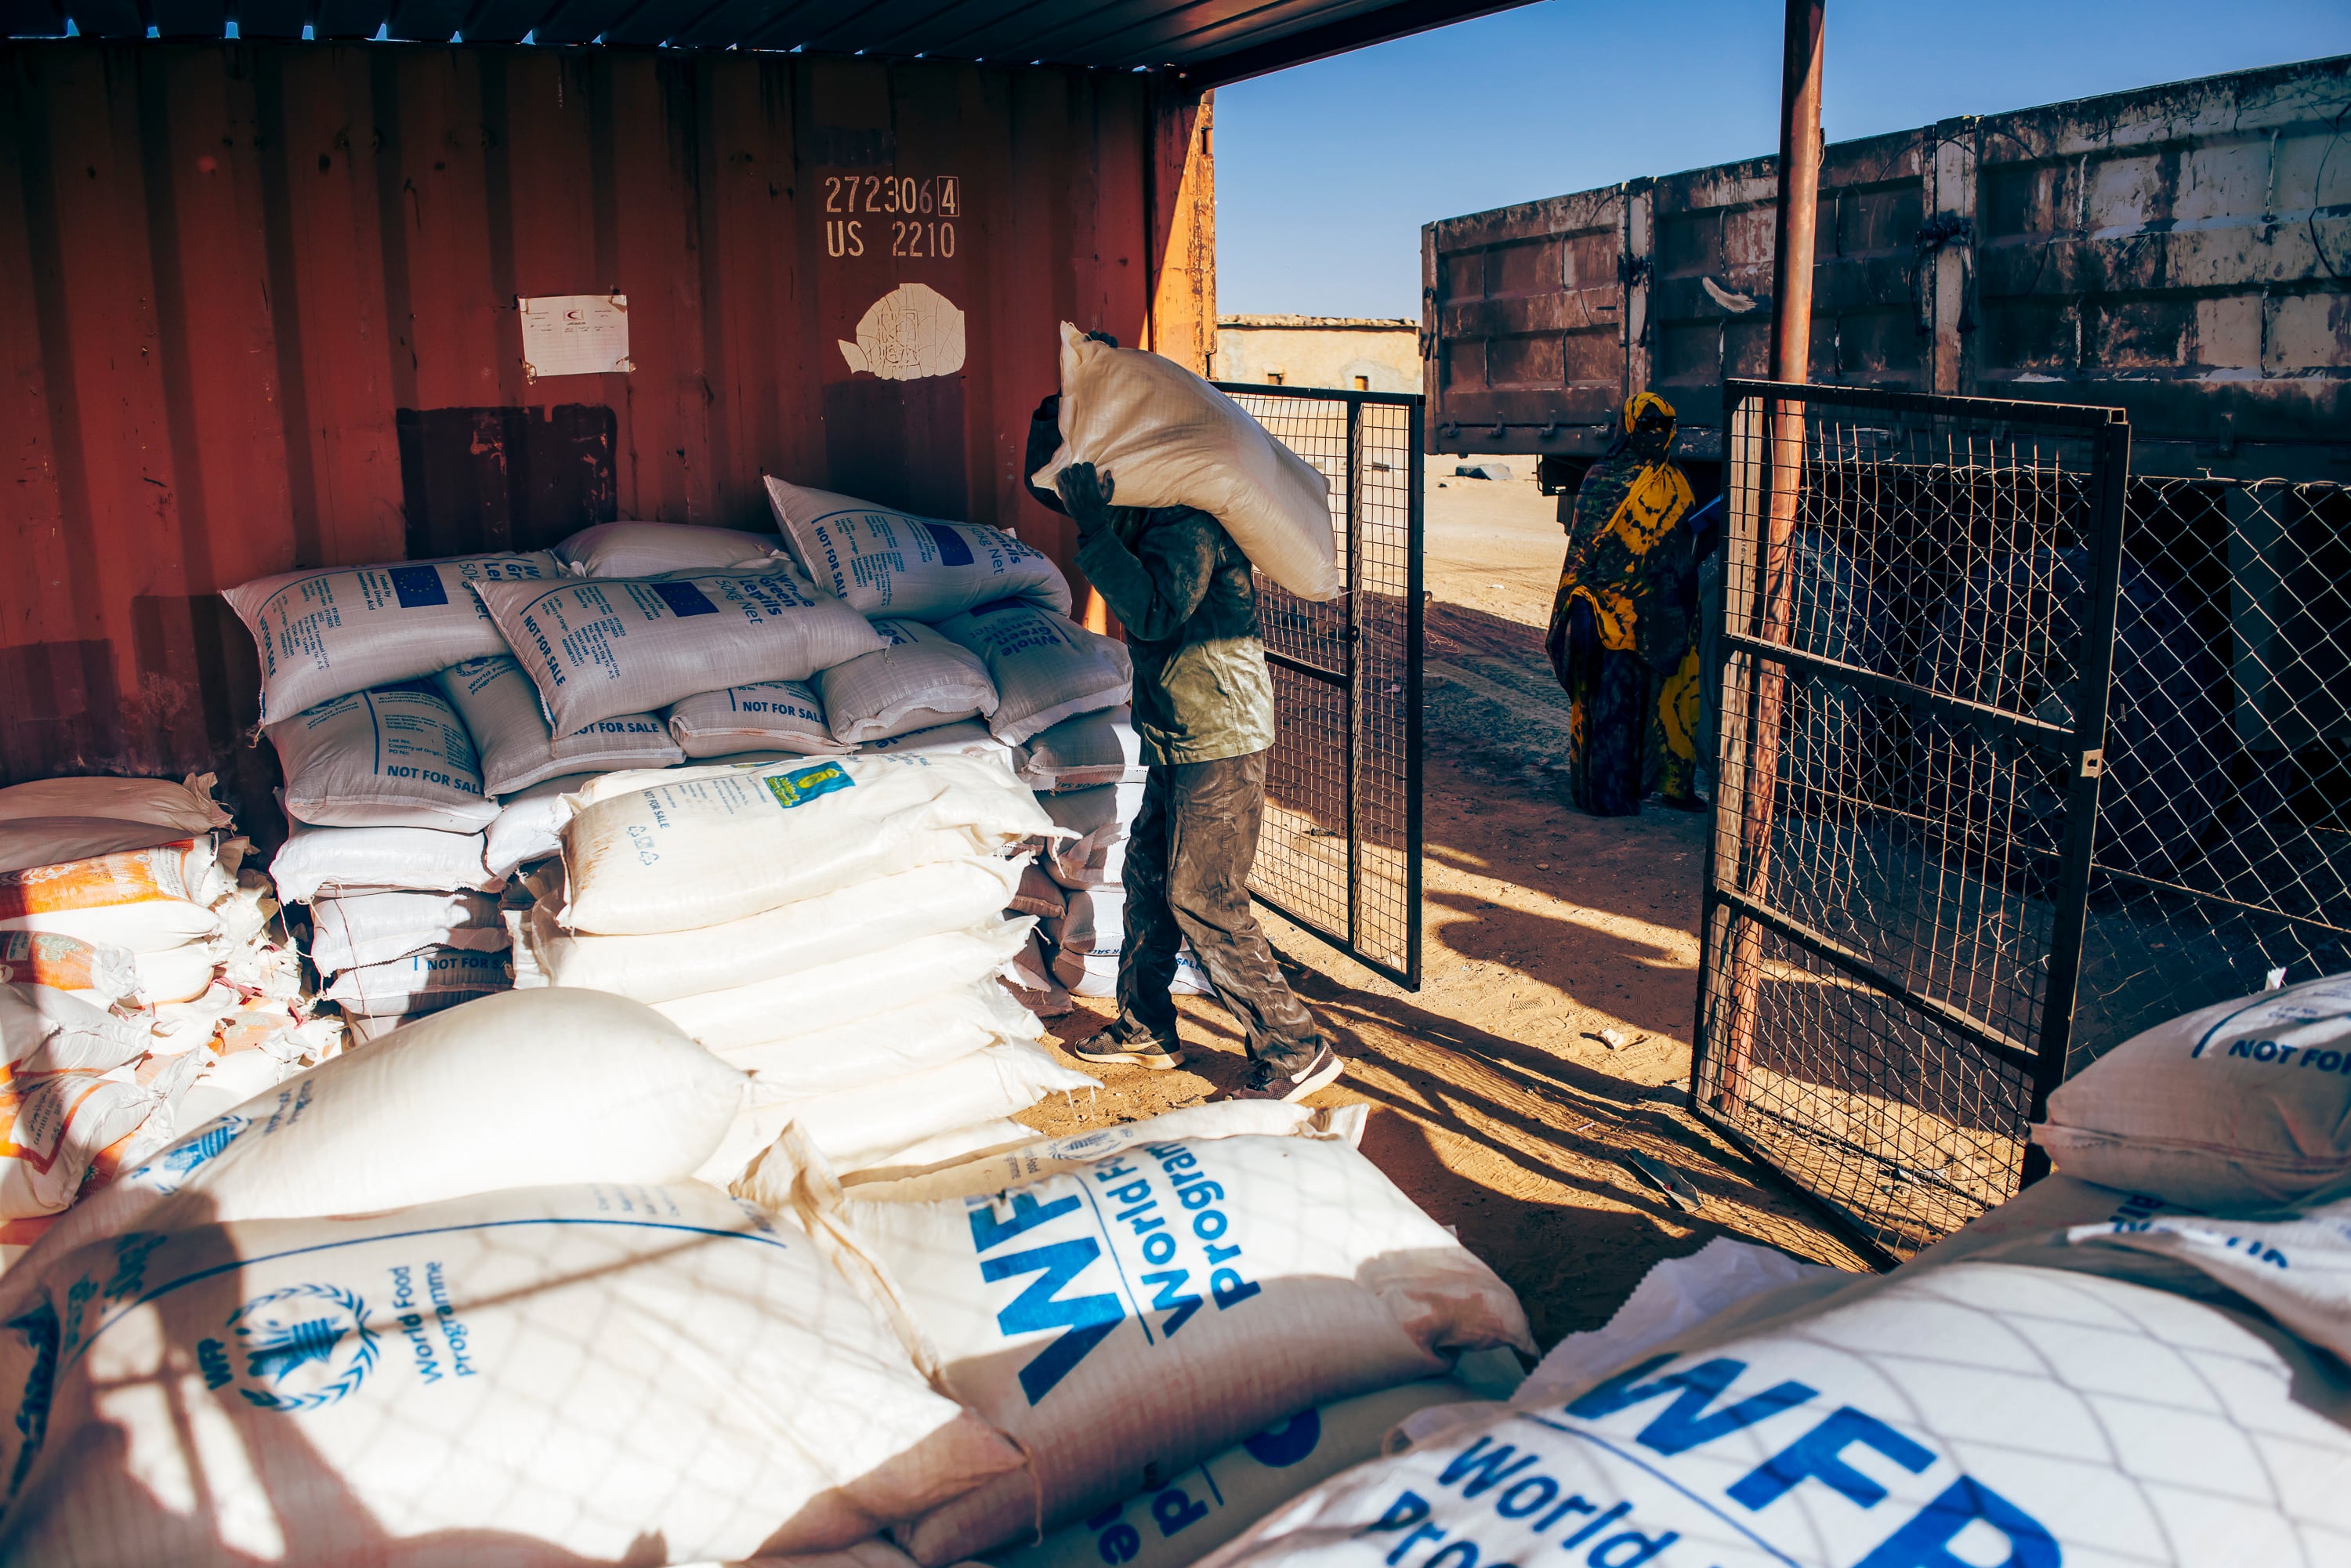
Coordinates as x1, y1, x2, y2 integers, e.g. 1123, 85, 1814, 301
1025, 412, 1276, 766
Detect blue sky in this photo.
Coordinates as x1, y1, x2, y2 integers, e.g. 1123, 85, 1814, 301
1215, 0, 2351, 318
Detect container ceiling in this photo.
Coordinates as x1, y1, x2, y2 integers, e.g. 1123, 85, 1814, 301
0, 0, 1537, 87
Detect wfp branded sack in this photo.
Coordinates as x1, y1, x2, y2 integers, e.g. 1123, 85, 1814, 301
531, 853, 1025, 1004
999, 1381, 1485, 1568
655, 918, 1036, 1048
718, 983, 1044, 1103
306, 889, 506, 976
268, 683, 500, 832
0, 988, 748, 1324
0, 933, 138, 1005
3, 1182, 1024, 1563
0, 983, 150, 1074
224, 550, 561, 721
1197, 1255, 2351, 1568
435, 654, 681, 795
763, 476, 1072, 619
269, 818, 501, 903
935, 601, 1132, 746
473, 567, 886, 734
555, 520, 784, 577
2037, 969, 2351, 1206
790, 1116, 1533, 1565
321, 946, 510, 1016
698, 1037, 1094, 1187
819, 618, 999, 745
861, 719, 1018, 770
669, 679, 848, 759
484, 773, 599, 880
562, 754, 1054, 936
2062, 1189, 2351, 1363
1031, 324, 1340, 601
0, 840, 226, 953
1017, 705, 1147, 790
0, 773, 233, 877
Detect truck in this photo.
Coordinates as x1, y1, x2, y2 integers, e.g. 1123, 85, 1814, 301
1422, 53, 2351, 495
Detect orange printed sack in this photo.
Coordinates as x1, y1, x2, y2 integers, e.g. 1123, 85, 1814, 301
0, 932, 138, 1001
0, 838, 216, 918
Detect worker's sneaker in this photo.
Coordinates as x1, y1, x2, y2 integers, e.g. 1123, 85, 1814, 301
1070, 1023, 1184, 1070
1215, 1044, 1345, 1103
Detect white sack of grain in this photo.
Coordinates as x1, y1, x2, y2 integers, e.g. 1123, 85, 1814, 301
820, 617, 999, 744
0, 839, 228, 953
0, 982, 151, 1074
786, 1110, 1531, 1566
1045, 834, 1128, 892
669, 679, 849, 759
435, 653, 681, 795
483, 773, 600, 880
0, 773, 233, 875
655, 918, 1035, 1048
697, 1037, 1096, 1186
473, 567, 886, 734
2036, 968, 2351, 1207
1016, 705, 1147, 790
1031, 324, 1339, 600
764, 476, 1073, 619
719, 983, 1045, 1103
268, 683, 501, 832
306, 889, 506, 975
1045, 885, 1125, 958
531, 853, 1025, 1004
131, 940, 223, 1005
556, 519, 785, 577
562, 753, 1053, 935
4, 1182, 1023, 1563
1009, 862, 1068, 921
861, 719, 1018, 770
321, 945, 511, 1016
0, 932, 139, 1005
935, 601, 1132, 746
0, 989, 748, 1327
1007, 929, 1075, 1018
1053, 943, 1217, 1001
269, 818, 502, 903
0, 1065, 159, 1220
1196, 1251, 2351, 1568
224, 550, 562, 721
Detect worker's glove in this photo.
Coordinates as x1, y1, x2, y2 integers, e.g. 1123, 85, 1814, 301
1056, 463, 1116, 534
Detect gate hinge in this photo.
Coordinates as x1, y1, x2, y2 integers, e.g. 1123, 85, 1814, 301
2079, 748, 2105, 779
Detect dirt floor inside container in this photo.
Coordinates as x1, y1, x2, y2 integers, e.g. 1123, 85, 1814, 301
1013, 461, 1872, 1350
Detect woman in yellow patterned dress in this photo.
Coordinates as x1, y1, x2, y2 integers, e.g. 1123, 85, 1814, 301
1544, 391, 1704, 816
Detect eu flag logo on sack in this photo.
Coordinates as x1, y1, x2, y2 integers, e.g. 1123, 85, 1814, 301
651, 581, 721, 617
763, 762, 855, 809
387, 564, 449, 608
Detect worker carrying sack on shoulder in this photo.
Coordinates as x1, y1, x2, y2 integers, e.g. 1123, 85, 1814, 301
561, 753, 1054, 936
473, 567, 886, 735
554, 520, 783, 578
935, 600, 1132, 746
4, 1182, 1025, 1564
225, 550, 562, 722
269, 683, 501, 832
669, 679, 848, 759
1030, 324, 1340, 601
784, 1107, 1532, 1565
2034, 969, 2351, 1208
764, 476, 1073, 620
820, 618, 1000, 745
435, 654, 681, 795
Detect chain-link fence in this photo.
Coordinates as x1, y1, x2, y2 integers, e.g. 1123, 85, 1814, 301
1215, 385, 1424, 990
2073, 477, 2351, 1063
1694, 380, 2128, 1265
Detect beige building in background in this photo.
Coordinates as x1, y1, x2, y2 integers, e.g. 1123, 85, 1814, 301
1215, 315, 1420, 393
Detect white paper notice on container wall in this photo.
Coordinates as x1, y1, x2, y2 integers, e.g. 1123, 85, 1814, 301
518, 293, 633, 380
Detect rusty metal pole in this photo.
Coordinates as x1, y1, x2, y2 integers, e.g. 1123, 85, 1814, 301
1719, 0, 1824, 1110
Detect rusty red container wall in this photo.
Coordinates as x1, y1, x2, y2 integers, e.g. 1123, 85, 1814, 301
0, 41, 1171, 798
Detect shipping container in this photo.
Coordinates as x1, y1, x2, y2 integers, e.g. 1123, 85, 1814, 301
1422, 54, 2351, 487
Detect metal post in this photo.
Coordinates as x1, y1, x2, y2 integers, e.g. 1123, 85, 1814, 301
1344, 397, 1365, 958
1404, 396, 1426, 992
1718, 0, 1825, 1111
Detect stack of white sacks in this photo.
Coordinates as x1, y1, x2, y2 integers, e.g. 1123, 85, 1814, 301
0, 773, 328, 1259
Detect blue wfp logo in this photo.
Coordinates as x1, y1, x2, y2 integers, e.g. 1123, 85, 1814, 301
132, 1114, 250, 1195
215, 1284, 380, 1414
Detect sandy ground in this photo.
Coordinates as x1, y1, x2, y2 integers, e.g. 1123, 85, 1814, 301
1013, 462, 1868, 1349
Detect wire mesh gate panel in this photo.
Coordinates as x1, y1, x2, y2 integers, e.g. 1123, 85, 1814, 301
1693, 379, 2129, 1266
1215, 384, 1424, 990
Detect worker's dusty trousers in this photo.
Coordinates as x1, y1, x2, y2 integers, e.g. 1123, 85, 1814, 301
1115, 750, 1324, 1074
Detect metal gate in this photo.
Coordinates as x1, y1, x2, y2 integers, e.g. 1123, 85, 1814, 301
1215, 384, 1425, 990
1692, 379, 2130, 1265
